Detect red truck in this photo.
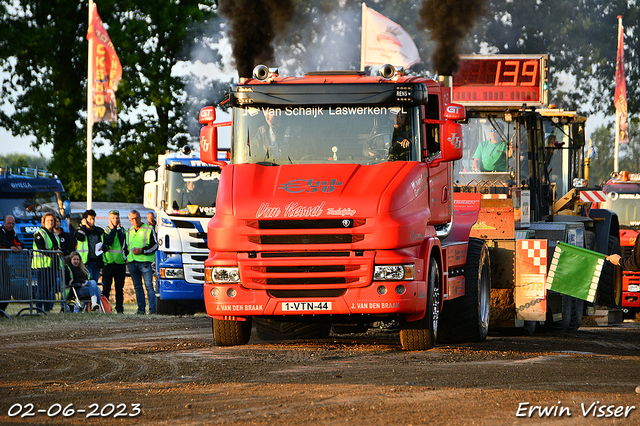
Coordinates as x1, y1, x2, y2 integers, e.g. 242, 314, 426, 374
197, 65, 491, 350
601, 171, 640, 318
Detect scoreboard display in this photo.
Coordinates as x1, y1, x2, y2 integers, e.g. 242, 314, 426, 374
452, 55, 548, 106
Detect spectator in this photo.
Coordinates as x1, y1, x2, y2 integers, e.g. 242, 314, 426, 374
54, 216, 76, 257
65, 251, 102, 311
102, 210, 127, 314
74, 209, 104, 282
32, 212, 62, 312
0, 215, 25, 312
0, 215, 24, 253
125, 209, 158, 315
147, 212, 157, 229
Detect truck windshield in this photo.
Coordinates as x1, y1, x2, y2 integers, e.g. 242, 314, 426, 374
231, 105, 421, 165
454, 117, 516, 185
607, 195, 640, 229
165, 169, 220, 217
0, 192, 62, 220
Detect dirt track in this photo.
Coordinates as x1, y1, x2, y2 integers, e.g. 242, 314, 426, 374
0, 314, 639, 425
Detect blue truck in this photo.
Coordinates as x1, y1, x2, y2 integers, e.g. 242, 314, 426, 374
143, 146, 225, 314
0, 167, 71, 245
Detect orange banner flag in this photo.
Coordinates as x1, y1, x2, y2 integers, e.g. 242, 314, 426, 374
615, 15, 629, 144
87, 5, 122, 123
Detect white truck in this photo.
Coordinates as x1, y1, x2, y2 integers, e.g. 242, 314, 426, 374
143, 146, 225, 314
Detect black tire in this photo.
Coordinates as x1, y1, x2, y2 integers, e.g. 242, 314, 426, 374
546, 293, 573, 333
400, 257, 440, 350
597, 235, 622, 308
254, 317, 285, 340
523, 321, 537, 336
568, 297, 584, 332
212, 317, 252, 346
255, 317, 331, 340
437, 238, 491, 343
281, 321, 331, 339
156, 297, 178, 315
331, 324, 369, 334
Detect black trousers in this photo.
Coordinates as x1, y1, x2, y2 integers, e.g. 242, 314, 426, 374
102, 262, 126, 313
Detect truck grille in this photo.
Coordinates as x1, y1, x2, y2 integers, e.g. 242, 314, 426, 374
249, 234, 364, 244
249, 219, 365, 229
239, 251, 373, 291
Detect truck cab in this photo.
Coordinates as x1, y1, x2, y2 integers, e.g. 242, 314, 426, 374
198, 65, 490, 350
143, 146, 225, 314
0, 167, 70, 245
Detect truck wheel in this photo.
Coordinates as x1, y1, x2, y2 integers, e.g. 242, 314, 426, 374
546, 293, 572, 333
400, 257, 440, 350
597, 235, 622, 308
568, 297, 584, 332
212, 317, 252, 346
254, 317, 285, 340
437, 238, 490, 343
156, 297, 178, 315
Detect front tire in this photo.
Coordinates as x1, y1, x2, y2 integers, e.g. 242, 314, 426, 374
212, 317, 252, 346
400, 257, 440, 350
438, 238, 491, 343
156, 297, 178, 315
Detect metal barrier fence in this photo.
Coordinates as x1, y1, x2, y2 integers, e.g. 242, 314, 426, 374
0, 248, 65, 317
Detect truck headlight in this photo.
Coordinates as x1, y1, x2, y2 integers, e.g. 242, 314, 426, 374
628, 284, 640, 292
373, 264, 415, 281
160, 268, 184, 279
205, 266, 240, 284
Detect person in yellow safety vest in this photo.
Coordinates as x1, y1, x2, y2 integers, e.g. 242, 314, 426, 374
32, 212, 62, 312
102, 210, 127, 314
74, 209, 104, 282
125, 209, 158, 314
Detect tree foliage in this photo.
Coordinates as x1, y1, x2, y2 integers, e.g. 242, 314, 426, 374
0, 0, 218, 202
478, 0, 639, 117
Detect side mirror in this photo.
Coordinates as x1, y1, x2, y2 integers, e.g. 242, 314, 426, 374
199, 106, 216, 124
443, 103, 465, 121
199, 107, 228, 167
143, 182, 157, 209
144, 170, 156, 183
430, 103, 465, 166
441, 120, 464, 162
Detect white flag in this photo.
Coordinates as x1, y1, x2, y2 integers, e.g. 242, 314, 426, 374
360, 3, 421, 70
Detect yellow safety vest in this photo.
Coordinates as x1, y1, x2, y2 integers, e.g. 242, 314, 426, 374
76, 228, 104, 264
103, 228, 126, 264
126, 224, 155, 262
32, 228, 61, 269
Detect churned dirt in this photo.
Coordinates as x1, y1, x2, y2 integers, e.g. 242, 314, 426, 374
0, 312, 639, 425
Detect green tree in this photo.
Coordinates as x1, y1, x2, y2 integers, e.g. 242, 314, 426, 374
0, 0, 219, 202
478, 1, 639, 117
588, 117, 640, 185
0, 154, 48, 170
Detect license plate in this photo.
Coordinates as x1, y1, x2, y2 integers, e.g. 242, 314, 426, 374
281, 301, 332, 311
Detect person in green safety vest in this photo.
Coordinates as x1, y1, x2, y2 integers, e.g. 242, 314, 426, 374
32, 212, 62, 312
102, 210, 127, 314
125, 209, 158, 314
74, 209, 104, 282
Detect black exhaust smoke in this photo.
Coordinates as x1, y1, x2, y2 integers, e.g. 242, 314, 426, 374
418, 0, 487, 75
219, 0, 294, 79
